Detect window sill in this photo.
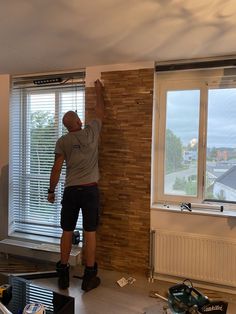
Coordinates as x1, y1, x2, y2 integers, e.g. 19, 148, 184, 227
9, 232, 60, 245
0, 233, 82, 266
151, 203, 236, 218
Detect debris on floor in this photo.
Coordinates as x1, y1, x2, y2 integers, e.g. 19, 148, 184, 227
117, 276, 136, 287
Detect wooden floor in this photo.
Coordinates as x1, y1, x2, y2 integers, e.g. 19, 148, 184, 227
35, 267, 165, 314
1, 254, 236, 313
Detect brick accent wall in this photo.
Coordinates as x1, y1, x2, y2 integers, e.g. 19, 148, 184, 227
85, 68, 154, 274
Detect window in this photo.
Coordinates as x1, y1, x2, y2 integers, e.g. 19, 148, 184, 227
152, 68, 236, 207
10, 73, 85, 239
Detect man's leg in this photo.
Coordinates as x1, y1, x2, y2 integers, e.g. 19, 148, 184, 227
81, 230, 100, 291
56, 230, 73, 289
60, 230, 73, 264
84, 230, 96, 267
56, 230, 73, 290
56, 186, 79, 289
81, 186, 100, 292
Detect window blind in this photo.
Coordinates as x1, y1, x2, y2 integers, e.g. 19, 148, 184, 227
9, 72, 85, 239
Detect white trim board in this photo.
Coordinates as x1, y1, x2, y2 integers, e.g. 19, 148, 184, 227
0, 238, 81, 266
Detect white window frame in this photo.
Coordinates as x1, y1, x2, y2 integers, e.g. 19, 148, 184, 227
9, 74, 85, 240
151, 67, 236, 210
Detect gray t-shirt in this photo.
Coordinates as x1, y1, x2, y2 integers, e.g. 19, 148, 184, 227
55, 119, 102, 187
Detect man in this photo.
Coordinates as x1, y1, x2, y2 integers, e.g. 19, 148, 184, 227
47, 79, 104, 292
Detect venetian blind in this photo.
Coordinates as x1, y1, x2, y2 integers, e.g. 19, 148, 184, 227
9, 72, 85, 238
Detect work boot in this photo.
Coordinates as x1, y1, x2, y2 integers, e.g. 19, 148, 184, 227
81, 263, 100, 292
56, 261, 70, 289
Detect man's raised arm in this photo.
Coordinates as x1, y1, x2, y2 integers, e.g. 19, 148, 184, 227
94, 79, 104, 121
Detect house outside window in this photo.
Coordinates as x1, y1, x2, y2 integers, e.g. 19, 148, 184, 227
152, 67, 236, 208
9, 73, 85, 239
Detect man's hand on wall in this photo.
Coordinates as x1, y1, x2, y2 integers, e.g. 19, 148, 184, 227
94, 79, 104, 94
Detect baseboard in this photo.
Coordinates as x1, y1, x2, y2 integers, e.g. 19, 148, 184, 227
0, 238, 81, 266
154, 273, 236, 295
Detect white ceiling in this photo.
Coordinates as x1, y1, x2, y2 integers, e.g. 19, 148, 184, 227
1, 0, 236, 75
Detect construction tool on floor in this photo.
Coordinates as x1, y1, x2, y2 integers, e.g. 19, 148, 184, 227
23, 303, 46, 314
0, 284, 12, 314
0, 284, 12, 306
152, 279, 228, 314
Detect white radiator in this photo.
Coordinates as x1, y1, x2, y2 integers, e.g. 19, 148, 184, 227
152, 229, 236, 288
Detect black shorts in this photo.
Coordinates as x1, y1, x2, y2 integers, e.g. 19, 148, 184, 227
61, 185, 100, 232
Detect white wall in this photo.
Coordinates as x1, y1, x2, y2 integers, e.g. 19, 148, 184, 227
0, 75, 10, 239
151, 209, 236, 238
86, 61, 154, 86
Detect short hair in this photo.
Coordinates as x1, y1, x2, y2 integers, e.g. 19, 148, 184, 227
62, 111, 79, 128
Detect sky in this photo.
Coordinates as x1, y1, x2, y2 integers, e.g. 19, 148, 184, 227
166, 88, 236, 148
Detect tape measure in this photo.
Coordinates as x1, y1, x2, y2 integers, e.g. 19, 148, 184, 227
23, 303, 46, 314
